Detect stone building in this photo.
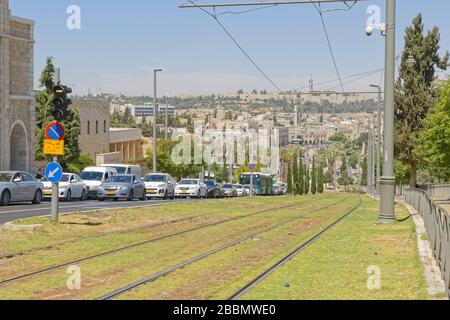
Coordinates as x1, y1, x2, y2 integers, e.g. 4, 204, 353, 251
72, 99, 111, 159
0, 0, 35, 171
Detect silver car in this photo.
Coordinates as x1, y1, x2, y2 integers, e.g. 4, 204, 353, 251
0, 171, 45, 206
97, 174, 146, 201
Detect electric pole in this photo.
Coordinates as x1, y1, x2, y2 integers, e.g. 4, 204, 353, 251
153, 69, 162, 173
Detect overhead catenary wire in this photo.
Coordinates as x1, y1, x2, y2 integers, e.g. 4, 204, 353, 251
187, 0, 283, 92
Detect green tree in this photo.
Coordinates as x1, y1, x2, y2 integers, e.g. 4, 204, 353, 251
304, 164, 310, 194
395, 14, 448, 187
287, 163, 293, 195
298, 154, 304, 195
317, 160, 324, 194
292, 153, 299, 195
415, 80, 450, 182
311, 157, 317, 195
35, 57, 81, 169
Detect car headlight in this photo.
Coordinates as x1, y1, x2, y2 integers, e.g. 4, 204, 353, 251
119, 186, 128, 191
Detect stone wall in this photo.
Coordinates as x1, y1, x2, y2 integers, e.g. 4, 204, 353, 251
72, 99, 111, 160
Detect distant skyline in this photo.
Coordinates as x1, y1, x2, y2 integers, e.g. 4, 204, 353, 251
10, 0, 450, 96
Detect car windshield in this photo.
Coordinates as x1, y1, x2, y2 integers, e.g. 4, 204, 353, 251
80, 171, 104, 181
235, 185, 243, 189
179, 180, 198, 185
144, 175, 165, 182
204, 181, 215, 188
106, 176, 132, 183
60, 174, 70, 183
110, 166, 127, 174
223, 184, 233, 188
0, 173, 12, 182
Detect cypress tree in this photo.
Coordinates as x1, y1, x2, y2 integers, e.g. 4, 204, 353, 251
311, 157, 317, 195
298, 154, 304, 195
304, 164, 310, 194
318, 160, 324, 194
292, 153, 299, 195
287, 162, 293, 195
395, 14, 448, 187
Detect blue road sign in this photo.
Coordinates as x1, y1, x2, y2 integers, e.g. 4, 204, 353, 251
45, 162, 63, 183
248, 163, 256, 171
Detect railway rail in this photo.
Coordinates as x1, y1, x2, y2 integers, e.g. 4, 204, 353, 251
0, 197, 329, 287
96, 196, 356, 300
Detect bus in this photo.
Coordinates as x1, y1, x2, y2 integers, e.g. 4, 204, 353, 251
239, 172, 273, 195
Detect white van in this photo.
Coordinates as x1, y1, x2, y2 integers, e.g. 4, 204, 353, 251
80, 166, 118, 199
100, 164, 141, 177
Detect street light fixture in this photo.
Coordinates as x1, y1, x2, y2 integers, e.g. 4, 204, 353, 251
153, 68, 163, 173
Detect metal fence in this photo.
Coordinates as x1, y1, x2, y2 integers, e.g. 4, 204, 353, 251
405, 188, 450, 297
426, 184, 450, 201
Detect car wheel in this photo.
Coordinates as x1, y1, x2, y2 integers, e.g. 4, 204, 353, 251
32, 189, 43, 205
139, 190, 146, 201
113, 198, 119, 202
127, 189, 134, 201
66, 190, 72, 202
163, 190, 168, 200
80, 189, 87, 201
98, 197, 105, 202
0, 190, 11, 206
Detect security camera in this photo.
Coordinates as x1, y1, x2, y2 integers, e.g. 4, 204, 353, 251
365, 25, 375, 37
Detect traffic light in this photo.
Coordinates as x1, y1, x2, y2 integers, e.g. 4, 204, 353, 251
52, 85, 72, 121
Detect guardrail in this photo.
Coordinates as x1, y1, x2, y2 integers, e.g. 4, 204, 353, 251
405, 188, 450, 297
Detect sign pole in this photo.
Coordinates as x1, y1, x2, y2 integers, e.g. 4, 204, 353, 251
51, 69, 61, 223
250, 172, 253, 197
51, 156, 59, 222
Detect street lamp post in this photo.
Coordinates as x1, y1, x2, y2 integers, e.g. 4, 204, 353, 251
153, 68, 162, 173
372, 116, 377, 195
370, 84, 382, 195
379, 0, 397, 223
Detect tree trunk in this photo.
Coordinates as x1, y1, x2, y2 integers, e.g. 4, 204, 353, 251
410, 163, 417, 188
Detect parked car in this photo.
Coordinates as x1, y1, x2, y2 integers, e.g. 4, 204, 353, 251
0, 171, 44, 206
80, 166, 118, 199
205, 180, 222, 198
234, 184, 245, 197
42, 173, 87, 201
100, 164, 141, 177
174, 179, 207, 199
143, 173, 176, 199
97, 174, 146, 201
222, 184, 237, 198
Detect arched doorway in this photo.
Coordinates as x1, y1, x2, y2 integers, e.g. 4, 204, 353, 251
10, 122, 28, 171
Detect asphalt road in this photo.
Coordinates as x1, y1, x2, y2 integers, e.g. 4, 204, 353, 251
0, 198, 192, 225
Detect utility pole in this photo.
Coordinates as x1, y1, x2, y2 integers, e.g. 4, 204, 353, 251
379, 0, 396, 223
372, 116, 376, 195
165, 97, 169, 140
153, 69, 162, 173
367, 125, 372, 195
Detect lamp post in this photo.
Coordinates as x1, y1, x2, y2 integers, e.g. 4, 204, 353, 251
379, 0, 396, 223
153, 68, 162, 173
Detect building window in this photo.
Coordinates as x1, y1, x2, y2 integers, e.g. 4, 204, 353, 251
87, 121, 90, 135
104, 120, 106, 133
96, 121, 99, 134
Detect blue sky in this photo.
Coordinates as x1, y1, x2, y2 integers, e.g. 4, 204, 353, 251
9, 0, 450, 96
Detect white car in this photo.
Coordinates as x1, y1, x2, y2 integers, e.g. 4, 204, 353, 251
174, 179, 207, 199
80, 167, 118, 199
143, 173, 176, 200
234, 184, 245, 197
43, 173, 87, 201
